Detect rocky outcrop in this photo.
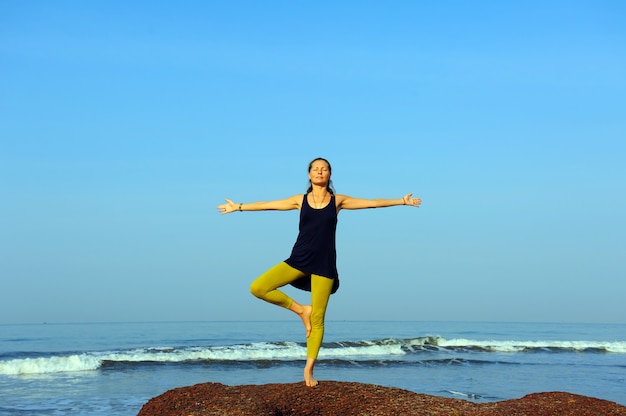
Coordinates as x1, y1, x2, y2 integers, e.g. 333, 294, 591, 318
138, 381, 626, 415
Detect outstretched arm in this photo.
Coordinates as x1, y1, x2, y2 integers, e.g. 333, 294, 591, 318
336, 193, 421, 211
217, 195, 302, 214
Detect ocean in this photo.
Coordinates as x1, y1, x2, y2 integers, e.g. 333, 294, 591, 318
1, 320, 625, 415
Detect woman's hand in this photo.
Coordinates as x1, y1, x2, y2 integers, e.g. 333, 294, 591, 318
217, 199, 238, 214
402, 193, 422, 207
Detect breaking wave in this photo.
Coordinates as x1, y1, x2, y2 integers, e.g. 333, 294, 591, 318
2, 336, 624, 376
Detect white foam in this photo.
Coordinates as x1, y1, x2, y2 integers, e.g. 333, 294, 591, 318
0, 354, 102, 376
437, 338, 626, 353
319, 342, 406, 358
0, 343, 308, 376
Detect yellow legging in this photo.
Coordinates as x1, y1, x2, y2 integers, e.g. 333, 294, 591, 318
249, 262, 334, 360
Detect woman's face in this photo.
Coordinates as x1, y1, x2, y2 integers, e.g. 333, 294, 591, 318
308, 159, 331, 187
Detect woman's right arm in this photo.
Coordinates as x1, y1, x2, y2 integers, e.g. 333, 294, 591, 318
217, 195, 302, 214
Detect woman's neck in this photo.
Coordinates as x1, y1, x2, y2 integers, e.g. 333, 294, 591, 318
310, 186, 327, 196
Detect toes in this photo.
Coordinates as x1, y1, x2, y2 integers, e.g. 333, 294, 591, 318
305, 379, 318, 387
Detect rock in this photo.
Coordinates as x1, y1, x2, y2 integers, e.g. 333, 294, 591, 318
137, 381, 626, 416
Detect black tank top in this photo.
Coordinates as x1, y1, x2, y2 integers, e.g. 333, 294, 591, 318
285, 193, 340, 294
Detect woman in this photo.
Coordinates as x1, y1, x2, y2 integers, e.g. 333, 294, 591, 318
217, 157, 421, 387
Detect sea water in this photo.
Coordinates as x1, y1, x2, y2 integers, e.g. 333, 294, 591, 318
1, 320, 625, 415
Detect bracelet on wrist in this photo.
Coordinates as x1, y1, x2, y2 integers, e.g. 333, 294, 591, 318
238, 203, 243, 212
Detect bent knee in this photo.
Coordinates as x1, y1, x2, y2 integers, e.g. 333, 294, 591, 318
249, 281, 265, 299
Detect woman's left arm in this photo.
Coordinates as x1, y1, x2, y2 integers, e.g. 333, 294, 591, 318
336, 193, 421, 211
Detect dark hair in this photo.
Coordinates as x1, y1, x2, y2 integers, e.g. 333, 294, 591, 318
306, 157, 335, 194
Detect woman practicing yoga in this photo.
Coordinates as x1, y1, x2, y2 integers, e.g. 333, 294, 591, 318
217, 157, 421, 387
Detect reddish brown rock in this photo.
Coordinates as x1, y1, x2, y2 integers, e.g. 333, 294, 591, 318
137, 381, 626, 416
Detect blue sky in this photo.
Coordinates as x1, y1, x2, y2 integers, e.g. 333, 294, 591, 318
1, 1, 625, 324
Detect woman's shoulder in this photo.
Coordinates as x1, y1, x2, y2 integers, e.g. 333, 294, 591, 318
333, 194, 350, 208
287, 193, 306, 208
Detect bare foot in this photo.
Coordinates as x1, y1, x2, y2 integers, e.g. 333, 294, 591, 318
299, 305, 312, 338
304, 361, 318, 387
